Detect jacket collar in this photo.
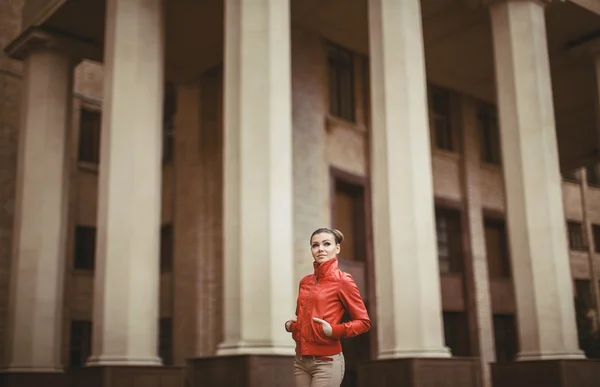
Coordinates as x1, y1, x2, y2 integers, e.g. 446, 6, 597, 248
313, 257, 339, 278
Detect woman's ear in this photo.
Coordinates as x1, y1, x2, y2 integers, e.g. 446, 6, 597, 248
336, 244, 341, 254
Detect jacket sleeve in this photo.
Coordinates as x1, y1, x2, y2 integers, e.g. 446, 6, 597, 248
330, 273, 371, 339
285, 281, 302, 333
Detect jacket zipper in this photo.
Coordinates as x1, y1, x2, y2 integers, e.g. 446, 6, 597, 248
299, 275, 318, 355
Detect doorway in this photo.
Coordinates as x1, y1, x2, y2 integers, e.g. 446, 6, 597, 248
330, 168, 373, 387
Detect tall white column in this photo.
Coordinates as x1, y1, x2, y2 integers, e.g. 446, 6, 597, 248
368, 0, 450, 359
87, 0, 165, 366
489, 0, 584, 360
217, 0, 295, 355
6, 46, 74, 372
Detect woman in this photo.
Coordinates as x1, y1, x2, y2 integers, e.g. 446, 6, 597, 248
285, 228, 371, 387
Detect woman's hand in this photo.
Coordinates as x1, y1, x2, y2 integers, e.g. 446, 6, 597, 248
312, 317, 332, 337
285, 316, 297, 332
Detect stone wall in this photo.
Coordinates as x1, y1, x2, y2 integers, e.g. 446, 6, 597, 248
0, 0, 24, 369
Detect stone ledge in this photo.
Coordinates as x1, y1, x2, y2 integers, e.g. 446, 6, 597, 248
357, 357, 482, 387
0, 371, 67, 387
0, 367, 185, 387
491, 359, 600, 387
68, 366, 184, 387
188, 355, 295, 387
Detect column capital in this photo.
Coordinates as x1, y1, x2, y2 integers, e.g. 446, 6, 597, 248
4, 27, 99, 62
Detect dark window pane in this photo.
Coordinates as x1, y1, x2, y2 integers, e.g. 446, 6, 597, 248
78, 109, 101, 165
160, 224, 173, 273
478, 103, 501, 164
593, 224, 600, 253
435, 208, 463, 274
484, 218, 511, 278
69, 320, 92, 367
574, 279, 600, 358
429, 86, 453, 151
443, 312, 471, 356
327, 43, 355, 122
567, 221, 586, 251
493, 315, 518, 363
74, 226, 96, 270
159, 318, 173, 365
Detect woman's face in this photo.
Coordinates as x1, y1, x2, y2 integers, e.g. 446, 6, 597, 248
311, 232, 340, 264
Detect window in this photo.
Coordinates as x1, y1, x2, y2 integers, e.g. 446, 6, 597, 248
493, 315, 518, 363
69, 320, 92, 367
575, 279, 593, 309
484, 218, 511, 278
435, 207, 463, 274
478, 103, 501, 164
327, 42, 355, 122
78, 108, 101, 165
428, 86, 453, 151
443, 312, 471, 356
593, 224, 600, 253
572, 279, 600, 358
74, 226, 96, 270
567, 221, 586, 251
158, 317, 173, 366
160, 224, 173, 273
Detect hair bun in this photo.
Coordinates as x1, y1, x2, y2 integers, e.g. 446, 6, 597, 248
332, 229, 344, 244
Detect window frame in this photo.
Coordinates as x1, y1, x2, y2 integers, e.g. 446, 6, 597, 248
74, 225, 96, 271
567, 221, 587, 252
158, 317, 173, 366
68, 320, 92, 367
477, 102, 502, 165
435, 206, 464, 274
428, 85, 454, 152
77, 107, 102, 167
326, 41, 356, 123
160, 224, 174, 273
483, 217, 511, 278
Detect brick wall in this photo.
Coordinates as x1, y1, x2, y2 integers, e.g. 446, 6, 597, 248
291, 27, 331, 284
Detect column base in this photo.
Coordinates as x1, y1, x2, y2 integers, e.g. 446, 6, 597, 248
69, 366, 183, 387
491, 359, 600, 387
215, 341, 295, 356
187, 355, 295, 387
0, 371, 66, 387
86, 355, 163, 366
356, 357, 482, 387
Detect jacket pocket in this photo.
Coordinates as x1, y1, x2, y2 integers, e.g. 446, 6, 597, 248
311, 320, 334, 344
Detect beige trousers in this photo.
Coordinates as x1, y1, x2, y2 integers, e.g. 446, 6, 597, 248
294, 353, 345, 387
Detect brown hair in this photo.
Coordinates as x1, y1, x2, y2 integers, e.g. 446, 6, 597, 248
310, 228, 344, 245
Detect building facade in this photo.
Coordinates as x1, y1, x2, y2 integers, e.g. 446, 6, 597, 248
2, 0, 600, 386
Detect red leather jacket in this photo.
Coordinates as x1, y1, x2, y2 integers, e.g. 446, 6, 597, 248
286, 258, 371, 356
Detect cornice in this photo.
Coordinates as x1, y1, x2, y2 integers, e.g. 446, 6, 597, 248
3, 27, 99, 61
